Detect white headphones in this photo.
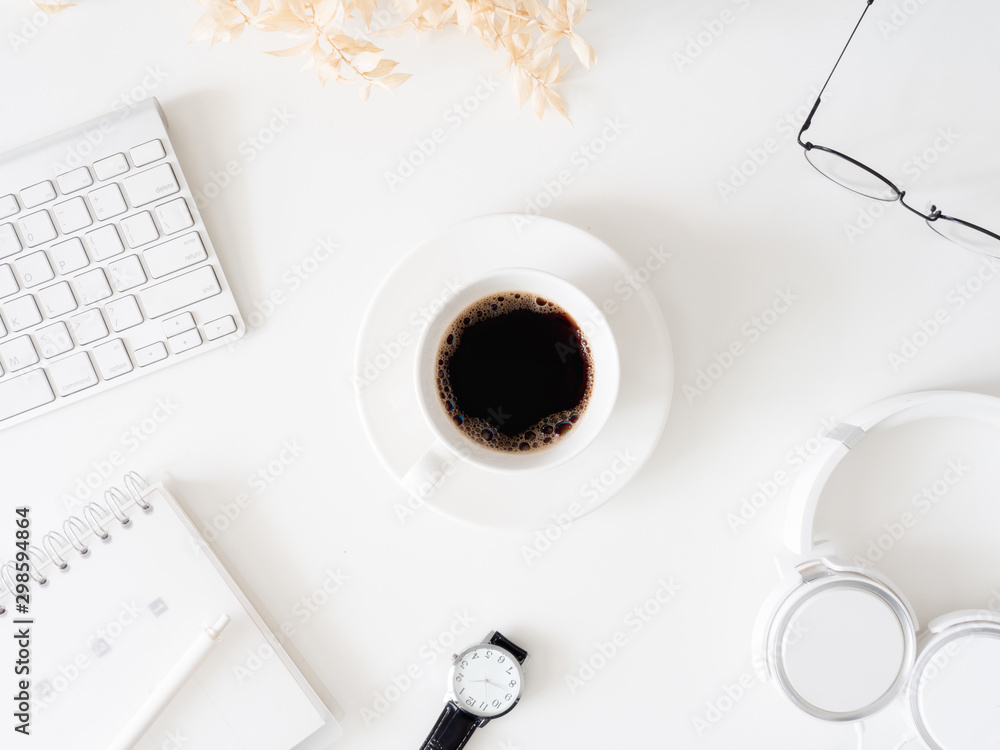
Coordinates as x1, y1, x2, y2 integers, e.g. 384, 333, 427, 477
753, 391, 1000, 749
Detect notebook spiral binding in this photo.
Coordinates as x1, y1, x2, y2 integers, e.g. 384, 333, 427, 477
0, 471, 153, 615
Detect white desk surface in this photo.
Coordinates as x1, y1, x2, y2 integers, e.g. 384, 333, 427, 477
3, 0, 1000, 747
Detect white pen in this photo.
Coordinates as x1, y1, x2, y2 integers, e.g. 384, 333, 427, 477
108, 614, 231, 750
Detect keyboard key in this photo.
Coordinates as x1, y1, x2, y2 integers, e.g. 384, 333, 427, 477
4, 295, 41, 331
135, 341, 167, 367
88, 184, 128, 220
168, 328, 202, 354
120, 211, 159, 248
0, 195, 18, 220
0, 224, 21, 259
93, 153, 129, 181
51, 237, 90, 274
15, 251, 54, 288
52, 196, 93, 234
130, 139, 166, 167
20, 181, 56, 208
107, 255, 146, 292
69, 308, 109, 345
73, 268, 113, 305
105, 295, 143, 332
204, 315, 237, 340
56, 166, 94, 195
84, 225, 124, 261
38, 281, 77, 317
93, 338, 133, 379
17, 211, 57, 247
0, 266, 18, 299
123, 164, 179, 207
0, 318, 5, 338
36, 322, 74, 358
163, 312, 195, 337
155, 198, 194, 235
0, 369, 54, 421
49, 351, 99, 396
143, 232, 207, 278
139, 265, 221, 319
0, 335, 38, 372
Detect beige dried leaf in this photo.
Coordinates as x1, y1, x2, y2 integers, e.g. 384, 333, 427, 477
531, 82, 546, 119
352, 50, 382, 73
265, 40, 313, 56
454, 0, 473, 32
544, 86, 569, 122
514, 68, 532, 108
568, 31, 594, 68
188, 12, 221, 43
254, 8, 313, 34
378, 72, 412, 90
353, 0, 377, 26
368, 58, 399, 77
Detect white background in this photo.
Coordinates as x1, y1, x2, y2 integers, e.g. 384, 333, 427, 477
2, 0, 1000, 747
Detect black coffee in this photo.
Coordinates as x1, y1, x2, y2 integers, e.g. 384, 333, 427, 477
435, 292, 593, 453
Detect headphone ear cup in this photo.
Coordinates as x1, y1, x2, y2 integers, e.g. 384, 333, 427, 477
907, 611, 1000, 750
762, 562, 917, 721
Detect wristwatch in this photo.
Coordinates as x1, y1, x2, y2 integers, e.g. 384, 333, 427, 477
418, 630, 529, 750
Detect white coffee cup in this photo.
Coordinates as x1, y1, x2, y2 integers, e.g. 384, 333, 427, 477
403, 268, 620, 488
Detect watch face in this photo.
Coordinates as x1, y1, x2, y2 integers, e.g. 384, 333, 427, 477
450, 644, 523, 718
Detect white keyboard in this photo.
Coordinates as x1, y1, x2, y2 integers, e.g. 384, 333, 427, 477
0, 99, 245, 429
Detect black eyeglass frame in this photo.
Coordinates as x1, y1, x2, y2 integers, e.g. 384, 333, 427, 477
797, 0, 1000, 248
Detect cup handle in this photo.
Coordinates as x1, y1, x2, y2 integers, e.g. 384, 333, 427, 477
400, 439, 466, 502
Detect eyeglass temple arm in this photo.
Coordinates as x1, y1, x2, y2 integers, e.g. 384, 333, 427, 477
798, 0, 876, 149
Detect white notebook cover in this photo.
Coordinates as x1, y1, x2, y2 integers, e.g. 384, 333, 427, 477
0, 482, 342, 749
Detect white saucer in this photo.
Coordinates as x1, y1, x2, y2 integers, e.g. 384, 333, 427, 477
353, 214, 673, 530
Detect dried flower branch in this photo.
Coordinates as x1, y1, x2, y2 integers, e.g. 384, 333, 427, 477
22, 0, 595, 119
190, 0, 594, 118
188, 0, 409, 101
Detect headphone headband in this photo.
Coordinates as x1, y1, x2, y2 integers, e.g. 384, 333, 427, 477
785, 391, 1000, 555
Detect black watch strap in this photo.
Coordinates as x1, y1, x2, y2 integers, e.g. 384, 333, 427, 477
419, 702, 478, 750
488, 631, 528, 664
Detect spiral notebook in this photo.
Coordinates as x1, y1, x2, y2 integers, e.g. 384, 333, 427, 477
0, 474, 342, 749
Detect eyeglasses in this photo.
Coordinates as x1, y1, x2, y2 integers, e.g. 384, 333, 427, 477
798, 0, 1000, 257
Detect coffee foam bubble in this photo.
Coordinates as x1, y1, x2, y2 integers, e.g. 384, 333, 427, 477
435, 291, 594, 454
